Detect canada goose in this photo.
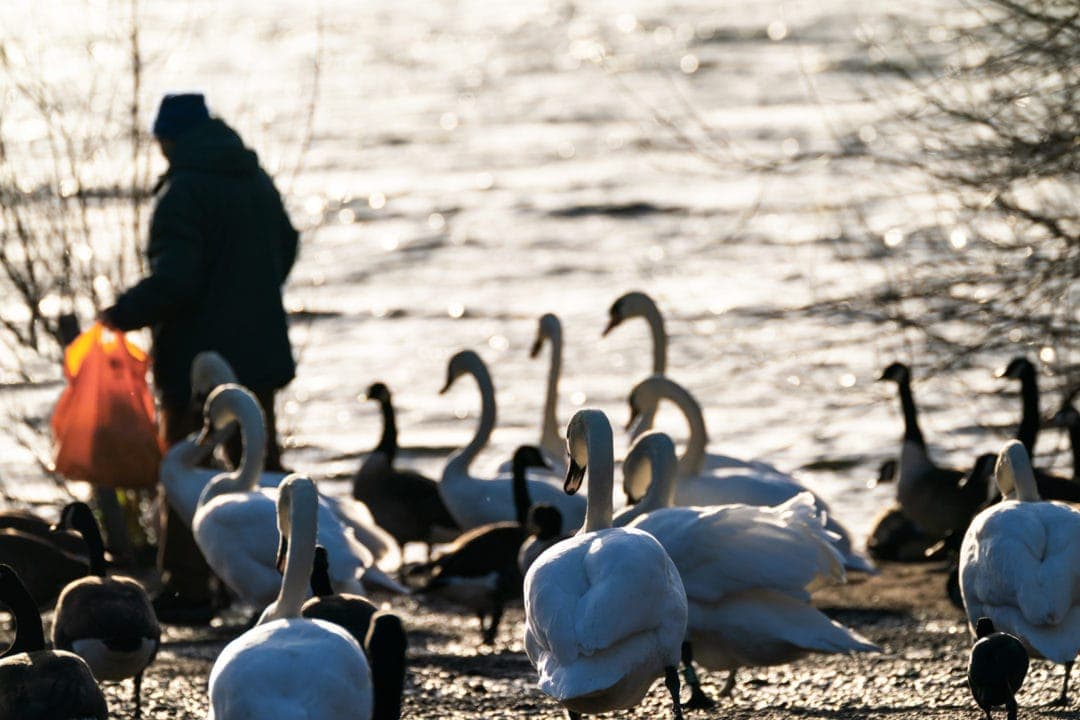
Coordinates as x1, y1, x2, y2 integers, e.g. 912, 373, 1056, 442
0, 503, 92, 608
438, 350, 586, 530
208, 476, 374, 719
192, 386, 406, 610
524, 410, 687, 720
626, 376, 873, 572
51, 503, 159, 718
603, 291, 667, 439
0, 563, 108, 720
1051, 398, 1080, 481
879, 362, 985, 539
616, 433, 879, 706
302, 546, 407, 720
416, 446, 550, 644
968, 617, 1028, 720
0, 509, 86, 556
960, 441, 1080, 706
518, 504, 567, 576
352, 382, 459, 556
998, 357, 1040, 457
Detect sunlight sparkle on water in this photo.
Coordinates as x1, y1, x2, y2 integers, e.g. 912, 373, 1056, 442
368, 192, 386, 209
680, 54, 699, 74
1039, 346, 1056, 364
884, 228, 904, 248
767, 20, 789, 41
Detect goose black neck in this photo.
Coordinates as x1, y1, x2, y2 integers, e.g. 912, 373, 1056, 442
309, 547, 334, 598
896, 378, 925, 447
0, 567, 45, 656
65, 504, 107, 577
374, 396, 398, 464
1016, 372, 1039, 456
1067, 418, 1080, 480
512, 457, 532, 526
367, 613, 407, 720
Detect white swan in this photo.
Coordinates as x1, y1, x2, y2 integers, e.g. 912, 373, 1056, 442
439, 350, 586, 531
626, 376, 874, 573
960, 440, 1080, 705
208, 475, 373, 719
162, 382, 402, 572
532, 313, 568, 468
603, 291, 666, 439
191, 386, 406, 608
616, 432, 880, 705
524, 409, 687, 720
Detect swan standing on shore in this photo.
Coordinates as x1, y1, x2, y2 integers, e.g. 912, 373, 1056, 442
625, 376, 873, 573
960, 440, 1080, 706
438, 350, 585, 530
208, 475, 374, 719
616, 432, 880, 705
524, 409, 687, 720
192, 386, 405, 609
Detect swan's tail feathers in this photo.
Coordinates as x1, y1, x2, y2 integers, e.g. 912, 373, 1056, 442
842, 552, 879, 575
361, 565, 411, 595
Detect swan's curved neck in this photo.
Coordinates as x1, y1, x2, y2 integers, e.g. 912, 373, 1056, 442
540, 328, 563, 459
895, 378, 926, 448
445, 363, 497, 478
640, 446, 678, 513
199, 403, 268, 505
264, 482, 319, 623
584, 420, 615, 533
642, 305, 667, 376
375, 396, 398, 463
654, 383, 708, 476
1012, 464, 1041, 502
1017, 372, 1039, 457
0, 574, 45, 656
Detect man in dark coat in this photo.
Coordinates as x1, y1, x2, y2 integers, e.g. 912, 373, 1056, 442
102, 93, 298, 622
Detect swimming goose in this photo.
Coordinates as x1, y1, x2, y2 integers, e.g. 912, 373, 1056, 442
968, 617, 1028, 720
0, 563, 108, 720
524, 409, 687, 720
603, 291, 667, 439
51, 503, 159, 719
626, 376, 872, 573
167, 383, 402, 572
208, 475, 374, 719
302, 546, 407, 720
192, 386, 406, 609
615, 433, 880, 705
416, 446, 550, 644
959, 440, 1080, 706
879, 362, 982, 539
0, 504, 92, 609
438, 350, 586, 530
352, 382, 459, 556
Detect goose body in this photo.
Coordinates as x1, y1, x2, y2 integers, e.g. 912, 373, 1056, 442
51, 504, 159, 717
0, 526, 89, 609
208, 476, 373, 720
960, 440, 1080, 705
439, 350, 585, 531
968, 617, 1028, 720
352, 382, 459, 551
192, 386, 405, 609
0, 563, 108, 720
417, 446, 550, 643
625, 376, 872, 573
524, 410, 686, 718
616, 433, 878, 703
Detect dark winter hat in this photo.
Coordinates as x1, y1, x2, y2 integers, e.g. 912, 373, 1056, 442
152, 93, 210, 139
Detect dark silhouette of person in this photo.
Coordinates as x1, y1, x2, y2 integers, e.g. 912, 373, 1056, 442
101, 93, 297, 623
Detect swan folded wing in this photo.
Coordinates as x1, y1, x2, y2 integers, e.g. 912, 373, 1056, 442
965, 504, 1075, 627
675, 471, 802, 508
524, 540, 591, 666
576, 529, 685, 656
195, 493, 283, 605
532, 627, 668, 704
321, 494, 402, 572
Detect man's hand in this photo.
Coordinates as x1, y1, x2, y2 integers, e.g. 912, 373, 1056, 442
97, 307, 120, 331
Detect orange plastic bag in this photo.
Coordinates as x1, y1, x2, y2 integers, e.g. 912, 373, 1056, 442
51, 323, 163, 488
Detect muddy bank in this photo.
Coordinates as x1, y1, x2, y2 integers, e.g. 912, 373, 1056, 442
96, 561, 1073, 719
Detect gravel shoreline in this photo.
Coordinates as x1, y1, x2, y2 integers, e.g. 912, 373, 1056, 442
89, 561, 1075, 719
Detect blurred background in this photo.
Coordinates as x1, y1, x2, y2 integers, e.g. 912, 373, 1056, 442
0, 0, 1075, 545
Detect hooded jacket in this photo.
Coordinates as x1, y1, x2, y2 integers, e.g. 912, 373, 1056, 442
109, 118, 298, 405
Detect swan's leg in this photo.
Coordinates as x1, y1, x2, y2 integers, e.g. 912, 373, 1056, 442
679, 642, 716, 709
1051, 661, 1073, 706
133, 671, 143, 719
665, 665, 684, 720
483, 603, 504, 645
718, 670, 737, 697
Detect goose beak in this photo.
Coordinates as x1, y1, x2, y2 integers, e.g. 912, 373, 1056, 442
529, 337, 543, 358
601, 316, 619, 337
438, 375, 453, 395
564, 458, 586, 494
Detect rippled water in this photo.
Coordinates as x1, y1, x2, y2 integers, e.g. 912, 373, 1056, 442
2, 0, 1072, 544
